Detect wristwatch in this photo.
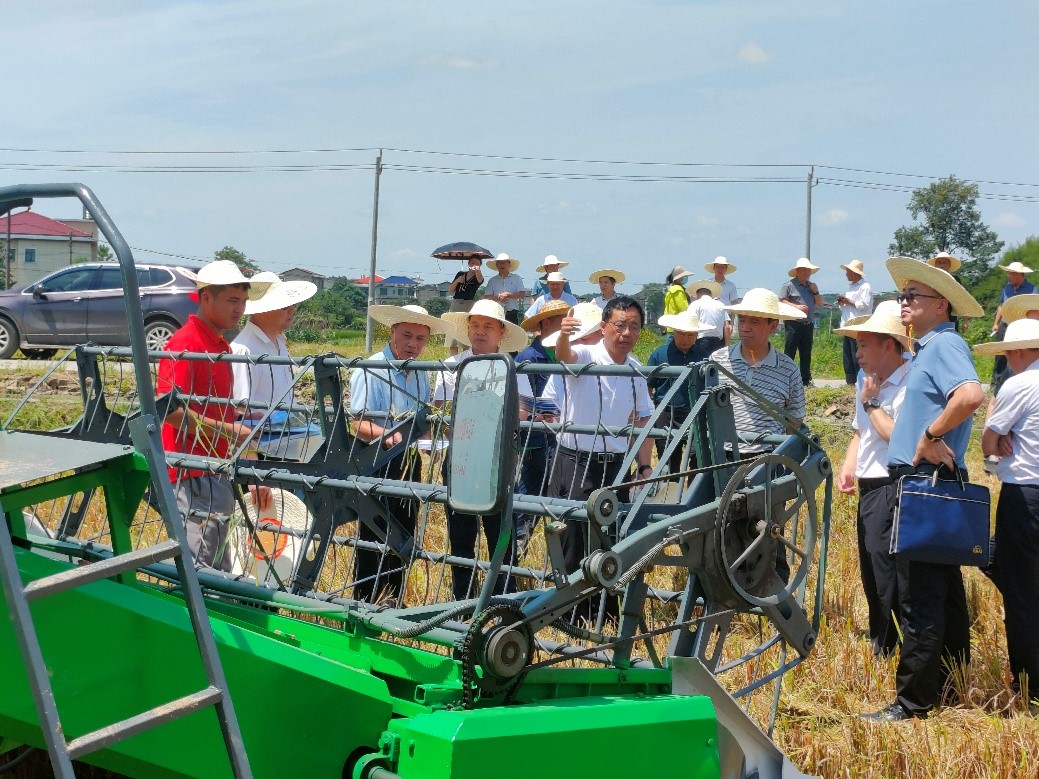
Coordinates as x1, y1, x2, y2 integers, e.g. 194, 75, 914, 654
862, 397, 882, 412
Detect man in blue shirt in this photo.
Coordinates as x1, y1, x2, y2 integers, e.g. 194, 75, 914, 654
990, 260, 1036, 388
862, 258, 984, 722
779, 258, 823, 386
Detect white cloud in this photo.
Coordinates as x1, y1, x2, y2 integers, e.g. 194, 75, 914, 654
694, 214, 719, 227
818, 209, 850, 227
416, 54, 493, 70
993, 212, 1026, 228
738, 43, 770, 64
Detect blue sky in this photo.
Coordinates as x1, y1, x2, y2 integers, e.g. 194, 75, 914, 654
3, 1, 1037, 297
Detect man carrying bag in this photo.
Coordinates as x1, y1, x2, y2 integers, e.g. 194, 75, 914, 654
860, 257, 985, 723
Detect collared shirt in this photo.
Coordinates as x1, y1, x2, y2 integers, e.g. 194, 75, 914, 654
689, 295, 730, 339
779, 278, 818, 320
432, 349, 530, 404
484, 272, 526, 312
555, 342, 653, 454
592, 295, 615, 310
716, 278, 738, 306
231, 320, 293, 409
984, 357, 1039, 484
532, 276, 573, 298
647, 336, 709, 409
1000, 279, 1037, 305
887, 322, 980, 469
157, 315, 235, 480
516, 337, 557, 449
349, 345, 430, 423
710, 343, 805, 452
851, 360, 911, 478
839, 278, 874, 327
525, 291, 578, 320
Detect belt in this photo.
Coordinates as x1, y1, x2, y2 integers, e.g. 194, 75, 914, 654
559, 445, 623, 464
889, 464, 969, 481
857, 476, 893, 491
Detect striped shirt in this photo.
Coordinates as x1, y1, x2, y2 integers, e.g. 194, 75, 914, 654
710, 343, 805, 452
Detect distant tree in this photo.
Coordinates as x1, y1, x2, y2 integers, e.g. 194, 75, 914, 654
97, 244, 113, 262
423, 297, 451, 317
213, 246, 261, 275
889, 175, 1004, 283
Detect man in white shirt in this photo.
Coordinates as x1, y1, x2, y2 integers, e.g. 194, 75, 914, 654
589, 269, 625, 310
836, 260, 874, 385
525, 271, 578, 320
483, 253, 527, 324
704, 257, 739, 305
686, 278, 731, 353
836, 301, 911, 657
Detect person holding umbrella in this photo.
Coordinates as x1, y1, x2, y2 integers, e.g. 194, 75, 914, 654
432, 242, 492, 354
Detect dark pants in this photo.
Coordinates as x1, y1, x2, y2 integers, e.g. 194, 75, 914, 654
697, 335, 723, 355
994, 482, 1039, 698
842, 335, 860, 385
857, 479, 903, 656
515, 442, 554, 558
354, 454, 419, 603
505, 310, 520, 325
783, 321, 814, 386
655, 405, 693, 476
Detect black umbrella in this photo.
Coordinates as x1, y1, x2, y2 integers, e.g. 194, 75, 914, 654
431, 241, 493, 260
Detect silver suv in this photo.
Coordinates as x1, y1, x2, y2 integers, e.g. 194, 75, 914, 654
0, 262, 201, 359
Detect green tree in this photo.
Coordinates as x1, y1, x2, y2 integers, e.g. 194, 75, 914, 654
213, 246, 261, 275
423, 297, 451, 317
889, 175, 1004, 282
97, 244, 113, 262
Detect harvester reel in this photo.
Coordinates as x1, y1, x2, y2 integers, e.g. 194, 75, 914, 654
712, 453, 818, 609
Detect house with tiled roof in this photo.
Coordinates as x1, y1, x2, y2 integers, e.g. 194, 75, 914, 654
354, 274, 419, 303
281, 266, 329, 291
0, 210, 99, 287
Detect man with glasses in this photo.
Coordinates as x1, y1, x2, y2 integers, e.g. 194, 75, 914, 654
861, 258, 984, 723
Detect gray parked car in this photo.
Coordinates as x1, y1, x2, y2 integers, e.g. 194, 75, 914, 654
0, 262, 201, 359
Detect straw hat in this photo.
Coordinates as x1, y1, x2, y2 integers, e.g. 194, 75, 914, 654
230, 488, 312, 584
191, 260, 270, 300
657, 310, 712, 334
544, 271, 568, 283
442, 298, 530, 353
998, 261, 1035, 275
244, 272, 318, 315
369, 304, 446, 333
542, 302, 603, 348
927, 252, 962, 272
840, 259, 866, 278
668, 265, 693, 284
1002, 293, 1039, 324
686, 279, 721, 298
522, 299, 570, 332
886, 256, 984, 318
787, 257, 820, 277
704, 256, 737, 274
725, 288, 807, 321
589, 268, 626, 283
536, 255, 570, 273
974, 318, 1039, 355
835, 299, 912, 352
487, 252, 521, 272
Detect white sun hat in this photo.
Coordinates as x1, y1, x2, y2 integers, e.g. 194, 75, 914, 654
369, 304, 446, 334
442, 298, 530, 352
542, 302, 603, 348
190, 260, 271, 300
927, 252, 962, 272
835, 299, 912, 352
589, 268, 626, 283
704, 256, 737, 274
998, 261, 1035, 275
686, 279, 721, 298
1002, 293, 1039, 324
486, 252, 521, 271
544, 271, 568, 283
244, 271, 318, 315
886, 256, 984, 318
657, 310, 712, 334
725, 288, 807, 321
974, 318, 1039, 355
536, 254, 570, 273
229, 488, 312, 586
668, 265, 693, 284
787, 257, 820, 277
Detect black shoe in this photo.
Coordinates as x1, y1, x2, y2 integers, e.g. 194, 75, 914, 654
859, 702, 918, 722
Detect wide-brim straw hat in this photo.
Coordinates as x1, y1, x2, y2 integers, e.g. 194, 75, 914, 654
369, 304, 446, 334
787, 257, 820, 277
542, 302, 603, 348
686, 279, 721, 298
998, 261, 1035, 275
886, 256, 984, 318
442, 298, 530, 352
486, 252, 521, 272
840, 259, 866, 278
589, 268, 626, 284
522, 299, 571, 332
668, 265, 693, 284
835, 299, 912, 352
189, 260, 270, 300
704, 256, 737, 274
1002, 293, 1039, 324
927, 252, 962, 272
725, 287, 806, 321
244, 272, 318, 315
230, 487, 312, 581
657, 310, 712, 334
974, 318, 1039, 355
536, 255, 570, 273
544, 271, 568, 283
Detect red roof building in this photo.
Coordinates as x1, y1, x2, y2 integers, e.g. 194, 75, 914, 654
0, 210, 98, 287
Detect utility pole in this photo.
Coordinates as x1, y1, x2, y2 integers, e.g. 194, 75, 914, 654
4, 212, 11, 289
804, 165, 815, 260
365, 149, 383, 354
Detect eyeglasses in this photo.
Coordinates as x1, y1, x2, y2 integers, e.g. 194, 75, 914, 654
607, 321, 641, 334
896, 292, 940, 304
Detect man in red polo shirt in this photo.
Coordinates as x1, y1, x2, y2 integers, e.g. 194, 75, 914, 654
157, 260, 271, 570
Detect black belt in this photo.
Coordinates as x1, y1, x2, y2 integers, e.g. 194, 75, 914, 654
559, 445, 623, 465
889, 464, 969, 481
858, 476, 893, 491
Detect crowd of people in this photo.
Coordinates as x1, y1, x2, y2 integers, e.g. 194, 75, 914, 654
153, 248, 1038, 716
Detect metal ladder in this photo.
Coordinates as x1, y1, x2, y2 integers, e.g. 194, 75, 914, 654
0, 430, 252, 778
